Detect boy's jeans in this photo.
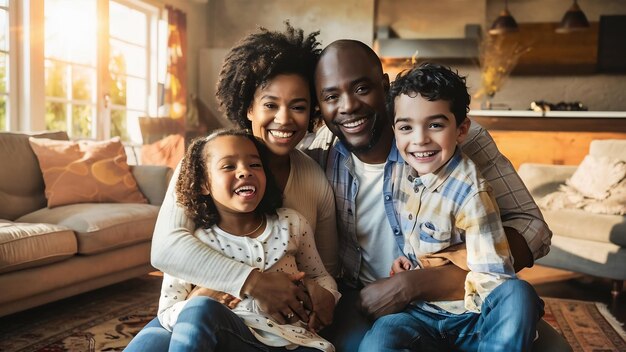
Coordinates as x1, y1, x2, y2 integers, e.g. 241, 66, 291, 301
359, 279, 544, 352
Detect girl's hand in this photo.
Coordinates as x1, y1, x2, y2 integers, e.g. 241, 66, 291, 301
390, 256, 413, 276
188, 287, 241, 309
302, 279, 335, 329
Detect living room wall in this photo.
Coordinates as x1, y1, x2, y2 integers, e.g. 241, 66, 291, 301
199, 0, 375, 125
481, 0, 626, 111
197, 0, 626, 115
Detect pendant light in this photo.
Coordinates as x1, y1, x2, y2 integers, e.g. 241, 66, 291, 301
489, 0, 519, 35
556, 0, 590, 33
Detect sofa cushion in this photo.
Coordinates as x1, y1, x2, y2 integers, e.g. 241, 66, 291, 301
542, 208, 626, 247
0, 131, 69, 220
0, 220, 77, 274
17, 203, 159, 254
28, 137, 148, 208
589, 139, 626, 161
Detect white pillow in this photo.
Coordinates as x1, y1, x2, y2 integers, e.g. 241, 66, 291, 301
567, 155, 626, 200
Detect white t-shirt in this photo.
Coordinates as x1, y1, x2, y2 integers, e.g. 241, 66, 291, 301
351, 154, 397, 284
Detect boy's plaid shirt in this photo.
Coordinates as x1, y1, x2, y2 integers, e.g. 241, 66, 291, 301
395, 147, 516, 313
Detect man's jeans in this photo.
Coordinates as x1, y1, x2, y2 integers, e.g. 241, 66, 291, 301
124, 296, 318, 352
358, 280, 543, 352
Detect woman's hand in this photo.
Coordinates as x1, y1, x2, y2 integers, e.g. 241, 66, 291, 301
241, 270, 311, 324
302, 278, 335, 330
188, 286, 241, 309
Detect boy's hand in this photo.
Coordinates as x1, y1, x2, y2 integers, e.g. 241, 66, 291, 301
188, 287, 241, 309
390, 256, 413, 276
302, 278, 335, 329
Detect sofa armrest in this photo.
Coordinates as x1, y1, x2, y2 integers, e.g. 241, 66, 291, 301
131, 165, 173, 206
517, 163, 577, 198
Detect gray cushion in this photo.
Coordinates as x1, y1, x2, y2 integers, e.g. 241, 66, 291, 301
0, 220, 76, 274
542, 209, 626, 247
537, 234, 626, 281
17, 203, 159, 254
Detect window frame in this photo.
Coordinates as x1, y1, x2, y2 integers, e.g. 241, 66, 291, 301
0, 0, 19, 131
14, 0, 161, 141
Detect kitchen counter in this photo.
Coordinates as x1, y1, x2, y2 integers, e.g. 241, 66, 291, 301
468, 110, 626, 132
469, 110, 626, 118
466, 110, 626, 168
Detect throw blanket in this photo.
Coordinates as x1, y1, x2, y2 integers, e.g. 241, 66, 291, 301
539, 155, 626, 215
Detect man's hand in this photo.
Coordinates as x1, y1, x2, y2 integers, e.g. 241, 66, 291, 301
390, 256, 413, 276
302, 279, 335, 330
359, 264, 467, 319
188, 287, 241, 309
359, 271, 415, 319
241, 270, 312, 324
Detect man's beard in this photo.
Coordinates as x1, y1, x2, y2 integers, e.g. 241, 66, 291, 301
335, 111, 385, 154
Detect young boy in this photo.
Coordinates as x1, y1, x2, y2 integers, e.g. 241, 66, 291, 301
359, 63, 543, 352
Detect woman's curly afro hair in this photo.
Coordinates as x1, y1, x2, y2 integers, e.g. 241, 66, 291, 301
175, 129, 283, 229
216, 22, 321, 131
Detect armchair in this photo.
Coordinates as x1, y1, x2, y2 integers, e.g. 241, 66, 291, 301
518, 139, 626, 298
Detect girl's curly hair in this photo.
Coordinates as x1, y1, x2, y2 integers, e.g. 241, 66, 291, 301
216, 22, 322, 132
175, 129, 283, 229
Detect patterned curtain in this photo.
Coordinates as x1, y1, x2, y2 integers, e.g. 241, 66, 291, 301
165, 6, 187, 121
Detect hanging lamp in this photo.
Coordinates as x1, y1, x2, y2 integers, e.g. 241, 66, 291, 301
556, 0, 590, 33
489, 0, 519, 35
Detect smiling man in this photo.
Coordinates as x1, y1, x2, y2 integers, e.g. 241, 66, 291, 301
305, 40, 570, 351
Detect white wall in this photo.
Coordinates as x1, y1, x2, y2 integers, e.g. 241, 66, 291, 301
377, 0, 485, 38
206, 0, 374, 49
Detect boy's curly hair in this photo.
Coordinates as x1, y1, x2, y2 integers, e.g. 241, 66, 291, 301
387, 63, 471, 126
176, 129, 283, 229
216, 22, 322, 132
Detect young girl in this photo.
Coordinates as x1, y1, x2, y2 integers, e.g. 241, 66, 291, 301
157, 129, 339, 352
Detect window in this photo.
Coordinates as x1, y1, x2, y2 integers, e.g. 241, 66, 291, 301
43, 0, 160, 142
108, 1, 155, 142
44, 0, 97, 138
0, 0, 12, 131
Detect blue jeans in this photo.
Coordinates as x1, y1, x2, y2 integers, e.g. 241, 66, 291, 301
359, 280, 543, 352
124, 296, 319, 352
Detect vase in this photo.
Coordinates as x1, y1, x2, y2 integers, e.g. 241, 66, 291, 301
481, 92, 495, 110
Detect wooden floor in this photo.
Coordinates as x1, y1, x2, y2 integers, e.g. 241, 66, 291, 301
520, 265, 626, 324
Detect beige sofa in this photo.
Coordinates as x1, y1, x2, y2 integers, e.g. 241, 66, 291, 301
518, 139, 626, 297
0, 131, 171, 317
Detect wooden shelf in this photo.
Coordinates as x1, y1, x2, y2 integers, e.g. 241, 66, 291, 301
498, 23, 599, 75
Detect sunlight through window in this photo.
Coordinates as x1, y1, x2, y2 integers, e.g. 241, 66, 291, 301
43, 0, 158, 142
0, 1, 10, 131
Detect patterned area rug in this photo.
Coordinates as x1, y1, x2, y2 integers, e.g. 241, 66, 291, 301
0, 275, 624, 352
542, 298, 626, 352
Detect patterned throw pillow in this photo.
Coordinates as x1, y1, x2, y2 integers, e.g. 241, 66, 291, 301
28, 137, 148, 207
